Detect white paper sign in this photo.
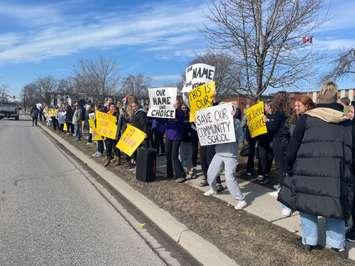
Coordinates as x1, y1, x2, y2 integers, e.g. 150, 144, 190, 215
147, 87, 177, 119
195, 103, 236, 146
182, 63, 215, 93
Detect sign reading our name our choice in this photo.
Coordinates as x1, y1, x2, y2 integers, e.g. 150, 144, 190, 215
195, 103, 236, 146
182, 63, 215, 93
147, 87, 177, 119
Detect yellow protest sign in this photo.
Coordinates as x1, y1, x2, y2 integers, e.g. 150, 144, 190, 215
95, 111, 117, 139
88, 117, 104, 141
48, 108, 58, 117
88, 118, 95, 130
92, 131, 104, 141
244, 102, 268, 138
116, 124, 146, 156
188, 81, 215, 122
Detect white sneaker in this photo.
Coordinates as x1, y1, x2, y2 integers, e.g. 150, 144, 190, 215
234, 200, 247, 210
204, 189, 216, 196
94, 152, 103, 158
282, 207, 292, 217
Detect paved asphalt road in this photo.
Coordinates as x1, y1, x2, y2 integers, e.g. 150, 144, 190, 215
0, 117, 170, 265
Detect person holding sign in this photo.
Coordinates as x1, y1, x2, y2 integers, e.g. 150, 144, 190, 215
104, 104, 121, 167
204, 105, 247, 210
165, 97, 186, 181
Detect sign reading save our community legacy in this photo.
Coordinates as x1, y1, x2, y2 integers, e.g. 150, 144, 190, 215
195, 103, 236, 146
244, 102, 268, 138
116, 124, 146, 156
95, 111, 117, 139
188, 81, 215, 122
147, 87, 177, 119
182, 63, 215, 93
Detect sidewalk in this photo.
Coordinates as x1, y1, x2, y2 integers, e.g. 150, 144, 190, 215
39, 124, 355, 265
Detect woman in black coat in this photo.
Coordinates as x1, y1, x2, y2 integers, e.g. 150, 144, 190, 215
278, 82, 353, 252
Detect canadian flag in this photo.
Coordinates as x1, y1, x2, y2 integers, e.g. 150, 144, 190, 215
302, 36, 313, 44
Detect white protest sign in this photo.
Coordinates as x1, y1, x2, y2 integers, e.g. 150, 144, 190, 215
147, 87, 177, 119
182, 63, 215, 93
195, 103, 236, 146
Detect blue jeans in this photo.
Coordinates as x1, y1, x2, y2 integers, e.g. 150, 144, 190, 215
74, 124, 81, 140
300, 212, 345, 249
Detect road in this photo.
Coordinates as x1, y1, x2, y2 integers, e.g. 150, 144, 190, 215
0, 117, 183, 265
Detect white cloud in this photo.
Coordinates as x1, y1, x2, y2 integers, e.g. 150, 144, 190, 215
318, 1, 355, 32
0, 1, 208, 64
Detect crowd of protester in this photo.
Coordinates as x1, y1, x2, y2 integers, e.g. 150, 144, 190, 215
29, 80, 355, 256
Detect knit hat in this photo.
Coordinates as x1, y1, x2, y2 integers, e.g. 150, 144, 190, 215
317, 81, 338, 104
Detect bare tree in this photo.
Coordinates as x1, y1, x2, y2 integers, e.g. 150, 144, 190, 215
119, 74, 151, 98
74, 56, 120, 100
206, 0, 323, 97
188, 52, 242, 95
324, 49, 355, 81
36, 76, 58, 104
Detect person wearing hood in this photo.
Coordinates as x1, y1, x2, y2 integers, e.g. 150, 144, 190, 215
278, 81, 354, 253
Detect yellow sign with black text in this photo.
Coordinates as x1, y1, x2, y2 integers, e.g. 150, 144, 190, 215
188, 81, 215, 122
244, 102, 268, 138
116, 124, 146, 156
95, 111, 117, 139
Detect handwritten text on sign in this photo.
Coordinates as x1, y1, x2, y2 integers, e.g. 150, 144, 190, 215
195, 103, 236, 146
244, 102, 267, 138
95, 111, 117, 139
182, 63, 215, 93
189, 81, 215, 122
116, 124, 146, 156
147, 87, 177, 119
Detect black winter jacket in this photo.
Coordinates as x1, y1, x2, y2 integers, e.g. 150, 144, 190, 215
132, 109, 147, 134
278, 104, 354, 219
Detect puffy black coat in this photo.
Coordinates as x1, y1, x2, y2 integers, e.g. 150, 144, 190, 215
132, 109, 147, 134
278, 106, 354, 219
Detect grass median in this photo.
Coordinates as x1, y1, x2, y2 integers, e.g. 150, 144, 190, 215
47, 129, 355, 266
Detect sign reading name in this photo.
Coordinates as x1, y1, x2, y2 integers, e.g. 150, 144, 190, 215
116, 124, 146, 156
95, 111, 117, 139
147, 87, 177, 119
195, 103, 236, 146
244, 102, 267, 138
182, 63, 215, 93
189, 81, 215, 122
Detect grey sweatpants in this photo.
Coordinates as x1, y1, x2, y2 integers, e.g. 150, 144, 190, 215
207, 154, 244, 200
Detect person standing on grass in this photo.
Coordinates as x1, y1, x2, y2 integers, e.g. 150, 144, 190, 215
91, 104, 105, 158
165, 97, 186, 181
204, 105, 246, 210
278, 81, 354, 254
65, 104, 74, 135
176, 104, 194, 183
104, 104, 121, 167
151, 118, 167, 156
57, 106, 66, 133
72, 102, 83, 141
130, 100, 148, 169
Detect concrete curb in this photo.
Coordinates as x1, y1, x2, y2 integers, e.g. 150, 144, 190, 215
39, 124, 238, 266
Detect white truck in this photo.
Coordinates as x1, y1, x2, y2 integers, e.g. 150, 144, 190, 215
0, 102, 20, 120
